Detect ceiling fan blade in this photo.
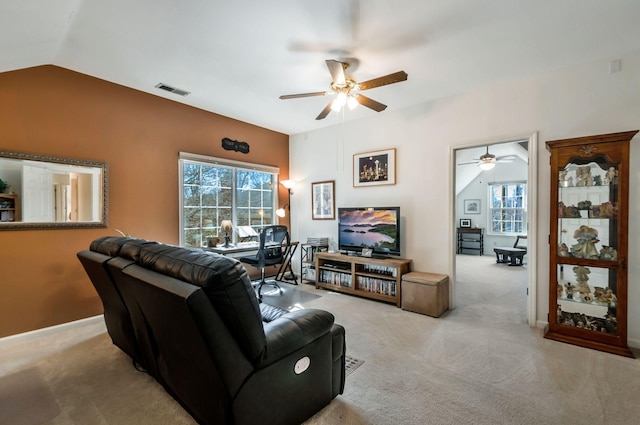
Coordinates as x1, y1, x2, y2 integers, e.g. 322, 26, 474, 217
356, 94, 387, 112
326, 60, 347, 85
316, 102, 333, 120
358, 71, 408, 91
457, 161, 478, 166
279, 91, 327, 100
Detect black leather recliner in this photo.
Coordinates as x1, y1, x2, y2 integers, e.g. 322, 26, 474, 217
76, 236, 156, 370
78, 237, 346, 425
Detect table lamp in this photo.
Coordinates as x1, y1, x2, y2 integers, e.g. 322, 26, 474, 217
221, 220, 233, 248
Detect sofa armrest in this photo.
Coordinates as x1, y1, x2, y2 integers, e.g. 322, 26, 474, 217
258, 309, 334, 368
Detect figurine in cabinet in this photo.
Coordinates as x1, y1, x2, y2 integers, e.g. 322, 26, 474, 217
575, 166, 593, 187
593, 287, 605, 302
573, 266, 591, 294
604, 315, 617, 334
558, 243, 570, 257
593, 175, 602, 186
598, 201, 617, 218
559, 170, 569, 187
577, 200, 592, 210
599, 246, 618, 261
604, 167, 617, 184
570, 225, 600, 259
603, 289, 617, 304
564, 205, 580, 218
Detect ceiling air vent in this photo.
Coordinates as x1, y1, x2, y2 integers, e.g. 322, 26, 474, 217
155, 83, 190, 97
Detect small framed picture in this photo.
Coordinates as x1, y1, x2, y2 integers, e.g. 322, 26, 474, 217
464, 199, 481, 214
361, 248, 373, 257
460, 219, 471, 228
311, 180, 335, 220
353, 148, 396, 187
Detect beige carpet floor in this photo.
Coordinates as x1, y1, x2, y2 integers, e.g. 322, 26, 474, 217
1, 255, 639, 425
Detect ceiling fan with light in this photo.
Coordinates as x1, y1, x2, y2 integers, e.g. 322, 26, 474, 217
458, 146, 515, 170
279, 59, 408, 120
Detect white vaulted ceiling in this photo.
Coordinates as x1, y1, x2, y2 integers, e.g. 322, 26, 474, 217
2, 0, 640, 135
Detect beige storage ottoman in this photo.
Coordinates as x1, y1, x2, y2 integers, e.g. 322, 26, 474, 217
401, 271, 449, 317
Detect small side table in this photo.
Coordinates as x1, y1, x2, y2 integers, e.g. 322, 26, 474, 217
456, 227, 484, 256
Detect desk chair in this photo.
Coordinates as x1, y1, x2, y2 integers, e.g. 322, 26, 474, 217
239, 225, 289, 300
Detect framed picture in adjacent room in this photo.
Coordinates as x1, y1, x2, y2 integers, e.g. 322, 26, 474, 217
460, 218, 471, 228
311, 180, 335, 220
353, 148, 396, 187
464, 199, 480, 214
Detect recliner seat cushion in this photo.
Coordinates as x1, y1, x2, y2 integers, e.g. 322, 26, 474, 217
136, 244, 267, 361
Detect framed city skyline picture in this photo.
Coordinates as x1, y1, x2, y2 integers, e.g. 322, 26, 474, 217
353, 148, 396, 187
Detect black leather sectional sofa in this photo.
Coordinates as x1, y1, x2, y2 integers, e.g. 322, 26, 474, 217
77, 236, 346, 425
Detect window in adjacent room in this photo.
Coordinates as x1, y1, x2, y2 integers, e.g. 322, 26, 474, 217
489, 181, 527, 234
179, 152, 279, 248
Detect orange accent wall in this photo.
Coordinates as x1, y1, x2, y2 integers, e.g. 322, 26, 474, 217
0, 65, 290, 337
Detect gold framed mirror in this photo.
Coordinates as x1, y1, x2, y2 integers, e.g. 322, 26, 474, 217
0, 151, 108, 230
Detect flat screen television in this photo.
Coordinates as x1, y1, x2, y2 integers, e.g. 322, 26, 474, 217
338, 207, 401, 257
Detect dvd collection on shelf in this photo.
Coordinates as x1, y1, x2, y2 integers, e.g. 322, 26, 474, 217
0, 210, 15, 221
319, 269, 352, 287
318, 267, 397, 295
361, 264, 397, 277
356, 276, 396, 296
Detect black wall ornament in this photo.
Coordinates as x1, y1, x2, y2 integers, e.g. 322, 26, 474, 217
222, 137, 250, 154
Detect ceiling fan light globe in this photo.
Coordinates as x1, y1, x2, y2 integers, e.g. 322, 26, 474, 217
347, 96, 359, 110
331, 93, 347, 111
478, 161, 496, 171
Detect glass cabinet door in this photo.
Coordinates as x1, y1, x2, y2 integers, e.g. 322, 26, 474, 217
555, 160, 620, 333
557, 159, 619, 262
556, 264, 618, 335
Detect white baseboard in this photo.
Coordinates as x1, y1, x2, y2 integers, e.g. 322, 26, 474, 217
0, 315, 104, 347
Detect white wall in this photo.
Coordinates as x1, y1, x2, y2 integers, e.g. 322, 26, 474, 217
289, 48, 640, 346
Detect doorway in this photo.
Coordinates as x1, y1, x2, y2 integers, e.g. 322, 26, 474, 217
450, 134, 538, 326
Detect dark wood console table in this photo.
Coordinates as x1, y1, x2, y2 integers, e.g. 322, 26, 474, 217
456, 227, 484, 255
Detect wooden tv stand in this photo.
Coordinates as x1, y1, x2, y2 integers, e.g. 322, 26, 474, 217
315, 252, 412, 307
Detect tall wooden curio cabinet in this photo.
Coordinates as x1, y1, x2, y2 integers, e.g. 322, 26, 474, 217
545, 130, 637, 357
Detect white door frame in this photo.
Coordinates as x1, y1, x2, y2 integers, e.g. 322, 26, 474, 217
449, 132, 538, 326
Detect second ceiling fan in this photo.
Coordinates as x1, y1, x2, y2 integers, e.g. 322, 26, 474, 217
458, 146, 515, 170
280, 59, 408, 120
